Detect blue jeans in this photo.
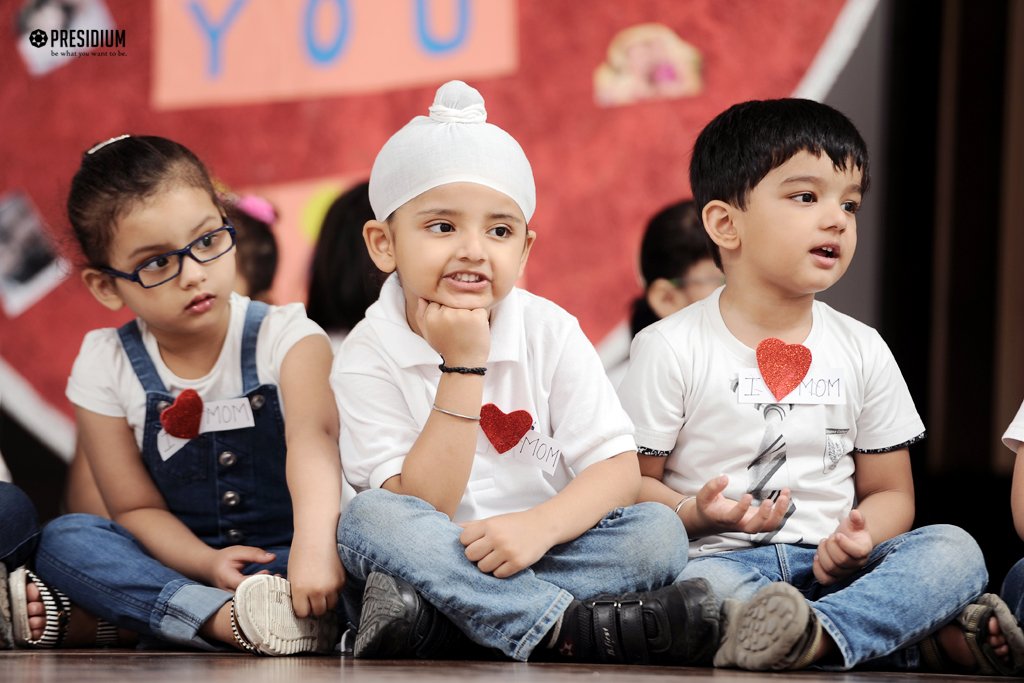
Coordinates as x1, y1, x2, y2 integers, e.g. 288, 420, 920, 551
337, 489, 688, 661
1002, 557, 1024, 623
677, 524, 985, 670
0, 482, 39, 570
34, 513, 290, 650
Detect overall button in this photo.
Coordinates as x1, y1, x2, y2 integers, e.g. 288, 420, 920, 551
218, 451, 237, 467
226, 529, 245, 543
250, 394, 265, 410
156, 400, 171, 412
222, 490, 241, 507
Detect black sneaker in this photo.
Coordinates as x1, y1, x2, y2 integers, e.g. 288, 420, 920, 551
556, 578, 720, 665
354, 572, 488, 660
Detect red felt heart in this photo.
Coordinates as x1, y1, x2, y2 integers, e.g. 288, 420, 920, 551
756, 338, 812, 402
159, 389, 203, 439
480, 403, 534, 454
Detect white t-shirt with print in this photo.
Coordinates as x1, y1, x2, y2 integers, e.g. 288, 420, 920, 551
66, 293, 326, 451
618, 286, 925, 556
332, 274, 636, 523
1004, 401, 1024, 453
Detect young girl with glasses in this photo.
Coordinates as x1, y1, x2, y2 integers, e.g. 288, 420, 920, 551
23, 135, 343, 654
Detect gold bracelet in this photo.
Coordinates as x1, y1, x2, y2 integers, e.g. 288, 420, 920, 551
673, 495, 695, 515
431, 403, 481, 421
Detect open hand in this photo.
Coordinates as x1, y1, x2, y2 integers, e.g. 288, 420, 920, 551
690, 475, 792, 536
813, 509, 873, 585
459, 510, 555, 578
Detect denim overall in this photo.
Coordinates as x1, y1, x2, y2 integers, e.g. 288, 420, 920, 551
116, 300, 294, 549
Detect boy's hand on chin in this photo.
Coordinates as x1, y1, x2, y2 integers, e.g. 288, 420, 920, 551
416, 298, 490, 366
458, 510, 555, 578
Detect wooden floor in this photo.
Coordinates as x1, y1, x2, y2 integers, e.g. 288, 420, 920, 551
0, 651, 1010, 682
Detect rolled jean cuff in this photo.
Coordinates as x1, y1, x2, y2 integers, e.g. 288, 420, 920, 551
153, 579, 232, 650
511, 588, 574, 661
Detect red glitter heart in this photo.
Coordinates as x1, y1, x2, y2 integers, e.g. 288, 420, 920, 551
756, 338, 812, 402
480, 403, 533, 454
159, 389, 203, 439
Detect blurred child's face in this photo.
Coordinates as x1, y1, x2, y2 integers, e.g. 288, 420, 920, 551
727, 150, 861, 297
373, 182, 535, 325
91, 183, 236, 343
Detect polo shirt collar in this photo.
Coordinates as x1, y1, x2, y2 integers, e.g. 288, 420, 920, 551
366, 273, 523, 368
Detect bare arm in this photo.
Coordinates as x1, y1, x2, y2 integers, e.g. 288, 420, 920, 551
851, 447, 915, 545
1010, 445, 1024, 540
281, 334, 345, 616
380, 302, 490, 518
76, 406, 229, 584
460, 452, 639, 577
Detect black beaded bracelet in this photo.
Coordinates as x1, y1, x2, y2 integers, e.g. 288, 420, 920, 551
438, 362, 487, 375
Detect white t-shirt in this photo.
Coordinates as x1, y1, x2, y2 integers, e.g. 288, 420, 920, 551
619, 287, 925, 555
66, 293, 326, 450
0, 449, 10, 483
332, 274, 636, 523
1004, 400, 1024, 453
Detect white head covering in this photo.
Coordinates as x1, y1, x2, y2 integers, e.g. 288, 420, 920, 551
368, 80, 536, 222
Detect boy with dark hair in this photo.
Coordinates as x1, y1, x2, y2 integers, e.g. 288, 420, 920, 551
619, 98, 1024, 674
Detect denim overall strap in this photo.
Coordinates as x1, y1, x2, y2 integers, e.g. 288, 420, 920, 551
240, 300, 268, 394
117, 321, 168, 394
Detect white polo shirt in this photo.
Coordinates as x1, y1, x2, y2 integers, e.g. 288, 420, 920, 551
619, 287, 925, 554
1004, 401, 1024, 453
332, 274, 636, 523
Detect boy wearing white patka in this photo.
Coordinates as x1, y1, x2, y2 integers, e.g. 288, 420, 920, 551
619, 99, 1018, 674
333, 81, 719, 665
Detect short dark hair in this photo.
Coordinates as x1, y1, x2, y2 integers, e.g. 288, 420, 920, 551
67, 135, 218, 267
630, 200, 709, 337
690, 99, 869, 268
306, 181, 385, 334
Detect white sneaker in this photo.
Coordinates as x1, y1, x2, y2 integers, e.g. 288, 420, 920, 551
232, 574, 339, 655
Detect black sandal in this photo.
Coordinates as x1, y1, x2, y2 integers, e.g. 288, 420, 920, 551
920, 593, 1024, 676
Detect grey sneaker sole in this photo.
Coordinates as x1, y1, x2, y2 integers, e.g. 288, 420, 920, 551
354, 572, 414, 658
730, 583, 816, 671
234, 575, 338, 655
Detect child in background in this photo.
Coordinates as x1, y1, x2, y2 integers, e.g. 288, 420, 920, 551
619, 98, 1024, 674
306, 181, 383, 352
629, 199, 722, 339
334, 80, 719, 665
32, 135, 343, 654
1002, 401, 1024, 624
225, 194, 279, 304
604, 199, 722, 386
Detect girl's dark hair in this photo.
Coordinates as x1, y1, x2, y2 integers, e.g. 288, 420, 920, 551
306, 181, 385, 334
690, 98, 870, 268
67, 135, 218, 267
224, 202, 278, 301
629, 200, 710, 337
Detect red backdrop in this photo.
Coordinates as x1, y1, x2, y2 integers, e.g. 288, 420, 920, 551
0, 0, 859, 454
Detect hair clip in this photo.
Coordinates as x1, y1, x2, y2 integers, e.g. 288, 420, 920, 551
233, 194, 277, 225
86, 134, 131, 155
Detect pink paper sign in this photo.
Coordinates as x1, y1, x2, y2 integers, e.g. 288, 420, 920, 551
153, 0, 518, 109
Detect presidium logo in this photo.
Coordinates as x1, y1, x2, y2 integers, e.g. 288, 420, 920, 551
27, 28, 126, 57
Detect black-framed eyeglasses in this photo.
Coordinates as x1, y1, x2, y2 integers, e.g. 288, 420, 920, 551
101, 225, 236, 288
